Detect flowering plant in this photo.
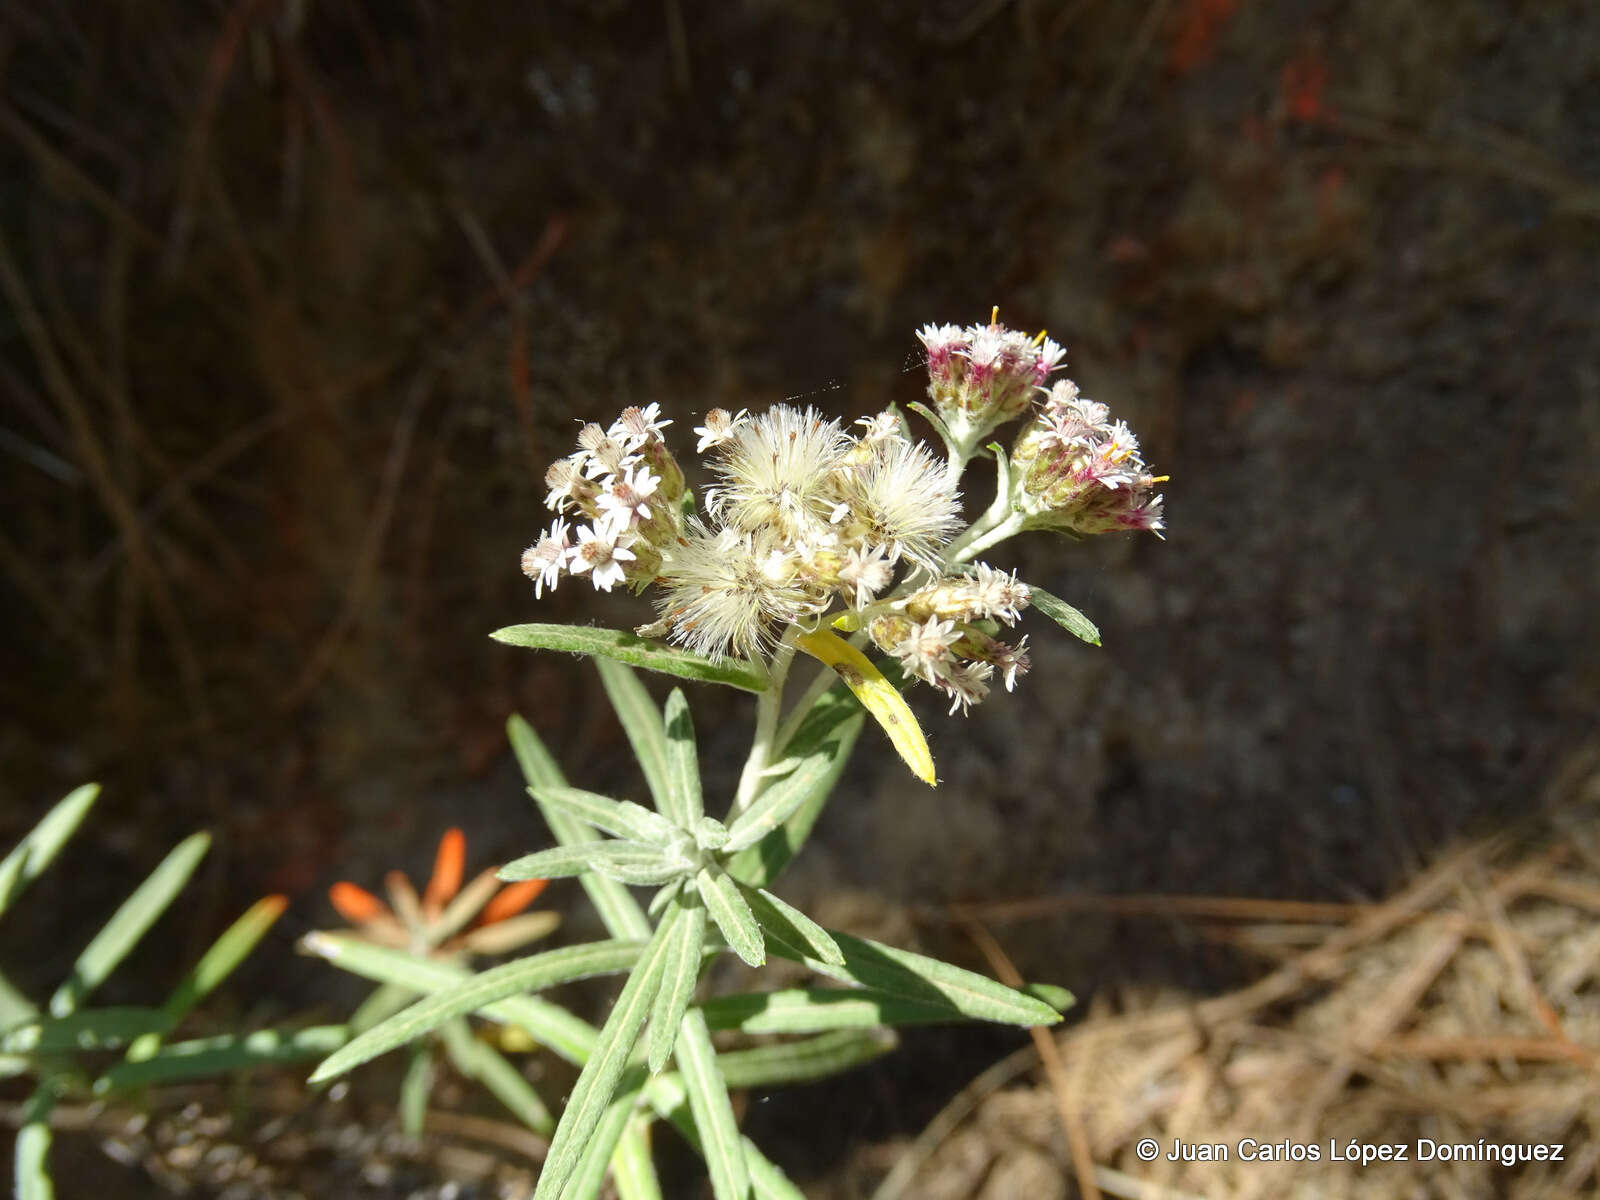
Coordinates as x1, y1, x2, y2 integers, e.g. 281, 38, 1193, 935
306, 314, 1164, 1198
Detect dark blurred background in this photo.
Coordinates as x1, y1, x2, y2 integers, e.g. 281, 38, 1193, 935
2, 0, 1596, 1192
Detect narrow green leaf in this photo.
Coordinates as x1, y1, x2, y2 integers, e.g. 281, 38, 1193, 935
907, 401, 957, 454
1030, 585, 1102, 645
49, 832, 210, 1018
439, 1018, 555, 1134
723, 739, 846, 855
398, 1039, 432, 1135
309, 939, 652, 1083
986, 441, 1013, 505
95, 1026, 348, 1092
15, 1087, 54, 1200
534, 911, 679, 1200
492, 624, 768, 692
662, 689, 704, 827
2, 1006, 172, 1054
300, 933, 598, 1066
1022, 983, 1076, 1014
529, 787, 675, 845
565, 1071, 647, 1200
157, 894, 287, 1031
500, 841, 684, 886
612, 1114, 664, 1200
349, 982, 417, 1034
697, 869, 764, 967
647, 899, 706, 1074
725, 709, 862, 890
596, 659, 677, 821
715, 1028, 896, 1090
674, 1008, 750, 1200
0, 969, 36, 1030
509, 716, 652, 941
741, 886, 842, 966
765, 931, 1062, 1028
0, 784, 98, 923
643, 1076, 805, 1200
701, 988, 959, 1034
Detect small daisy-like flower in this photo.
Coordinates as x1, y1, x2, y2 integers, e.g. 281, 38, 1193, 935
545, 454, 595, 514
837, 543, 894, 607
706, 405, 851, 543
890, 616, 961, 684
991, 635, 1030, 691
596, 464, 661, 529
520, 519, 572, 598
655, 521, 823, 660
693, 408, 748, 453
854, 409, 902, 446
569, 523, 638, 592
608, 403, 672, 450
963, 563, 1031, 624
832, 436, 962, 573
577, 423, 638, 480
937, 661, 993, 715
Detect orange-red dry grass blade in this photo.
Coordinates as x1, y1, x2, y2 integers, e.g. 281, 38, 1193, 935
478, 878, 550, 927
423, 827, 468, 915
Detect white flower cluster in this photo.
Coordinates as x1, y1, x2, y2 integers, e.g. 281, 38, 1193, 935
520, 403, 679, 596
519, 316, 1165, 717
867, 564, 1033, 714
1011, 380, 1167, 537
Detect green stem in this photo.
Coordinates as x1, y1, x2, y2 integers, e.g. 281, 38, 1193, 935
953, 511, 1025, 563
731, 627, 798, 816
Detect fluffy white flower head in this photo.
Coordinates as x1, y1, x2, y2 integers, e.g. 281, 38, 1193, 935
705, 405, 851, 543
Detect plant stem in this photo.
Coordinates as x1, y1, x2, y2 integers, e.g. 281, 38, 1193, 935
953, 511, 1025, 563
731, 627, 798, 816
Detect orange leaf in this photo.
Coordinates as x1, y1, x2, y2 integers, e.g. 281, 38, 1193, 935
478, 878, 549, 926
328, 881, 387, 925
423, 827, 467, 914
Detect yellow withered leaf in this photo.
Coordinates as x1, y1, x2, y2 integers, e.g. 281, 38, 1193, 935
794, 629, 937, 787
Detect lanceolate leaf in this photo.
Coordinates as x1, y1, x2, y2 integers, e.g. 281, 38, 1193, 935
723, 736, 848, 855
701, 988, 969, 1034
648, 898, 706, 1074
663, 689, 704, 827
438, 1018, 554, 1135
532, 910, 679, 1200
157, 894, 288, 1029
765, 931, 1062, 1029
726, 694, 863, 890
674, 1008, 750, 1200
595, 659, 677, 820
500, 841, 682, 886
741, 886, 842, 966
300, 934, 599, 1066
714, 1028, 896, 1090
49, 832, 211, 1018
15, 1087, 53, 1200
0, 783, 98, 922
697, 869, 764, 967
309, 939, 653, 1083
794, 630, 935, 787
491, 624, 768, 692
2, 1007, 172, 1054
1029, 585, 1102, 646
528, 787, 675, 845
509, 716, 652, 940
644, 1084, 808, 1200
611, 1114, 665, 1200
95, 1026, 348, 1092
567, 1075, 649, 1200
